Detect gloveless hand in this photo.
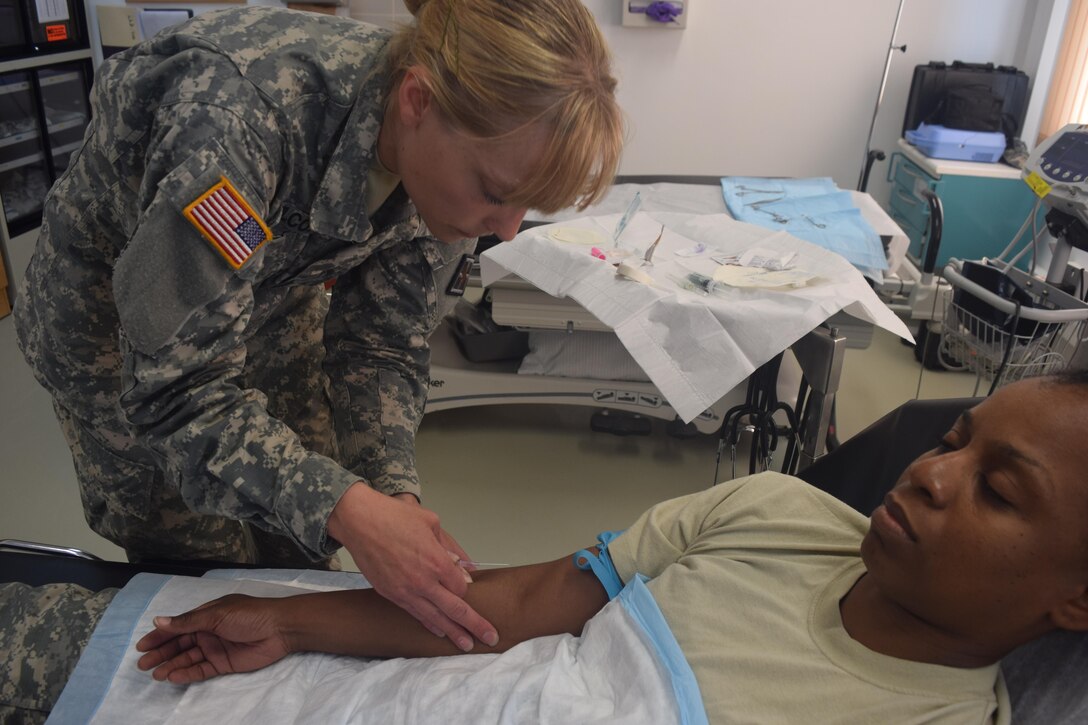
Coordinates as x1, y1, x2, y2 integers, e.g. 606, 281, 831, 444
328, 483, 498, 651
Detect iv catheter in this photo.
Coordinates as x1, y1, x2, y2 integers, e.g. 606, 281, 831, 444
457, 560, 511, 568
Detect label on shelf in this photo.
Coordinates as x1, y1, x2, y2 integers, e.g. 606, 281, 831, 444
0, 119, 40, 148
39, 72, 79, 87
0, 82, 31, 96
45, 25, 69, 42
36, 0, 70, 23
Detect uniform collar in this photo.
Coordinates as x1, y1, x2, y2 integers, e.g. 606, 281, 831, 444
308, 40, 419, 243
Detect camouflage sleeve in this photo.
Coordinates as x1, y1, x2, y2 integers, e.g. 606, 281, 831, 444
0, 582, 116, 721
112, 84, 359, 558
323, 236, 475, 500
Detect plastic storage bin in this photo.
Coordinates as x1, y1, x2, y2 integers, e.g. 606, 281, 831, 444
904, 124, 1005, 163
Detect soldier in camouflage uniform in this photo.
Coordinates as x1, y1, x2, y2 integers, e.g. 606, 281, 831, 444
10, 0, 621, 660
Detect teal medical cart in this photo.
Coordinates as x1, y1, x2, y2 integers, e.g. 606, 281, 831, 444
886, 139, 1039, 270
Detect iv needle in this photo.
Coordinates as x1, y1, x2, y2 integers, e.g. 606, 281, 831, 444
458, 560, 511, 568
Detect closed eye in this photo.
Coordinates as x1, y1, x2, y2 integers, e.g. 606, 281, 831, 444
978, 476, 1014, 510
934, 435, 957, 454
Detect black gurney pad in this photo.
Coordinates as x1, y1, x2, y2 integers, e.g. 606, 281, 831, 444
798, 396, 977, 516
902, 61, 1029, 144
0, 550, 258, 591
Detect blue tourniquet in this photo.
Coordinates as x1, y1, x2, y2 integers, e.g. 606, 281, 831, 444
573, 530, 625, 599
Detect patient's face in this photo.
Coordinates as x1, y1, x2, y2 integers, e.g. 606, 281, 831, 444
861, 378, 1088, 644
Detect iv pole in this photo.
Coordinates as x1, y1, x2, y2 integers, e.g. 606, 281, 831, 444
857, 0, 908, 192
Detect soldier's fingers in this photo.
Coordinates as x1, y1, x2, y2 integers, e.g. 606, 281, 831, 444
426, 585, 498, 648
438, 529, 470, 565
406, 596, 474, 652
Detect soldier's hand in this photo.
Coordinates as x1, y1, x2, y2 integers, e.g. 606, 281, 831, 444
328, 483, 498, 652
392, 492, 476, 570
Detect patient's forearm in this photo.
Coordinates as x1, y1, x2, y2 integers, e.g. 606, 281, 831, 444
278, 555, 609, 658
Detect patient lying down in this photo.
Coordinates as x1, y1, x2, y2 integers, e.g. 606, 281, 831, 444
5, 373, 1088, 723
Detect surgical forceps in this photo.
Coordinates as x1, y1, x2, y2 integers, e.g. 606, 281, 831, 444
733, 184, 782, 197
642, 224, 665, 264
746, 199, 790, 225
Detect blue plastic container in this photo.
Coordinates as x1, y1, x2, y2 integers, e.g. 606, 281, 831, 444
904, 123, 1006, 162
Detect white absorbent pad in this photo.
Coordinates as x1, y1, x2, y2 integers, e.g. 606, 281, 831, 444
481, 211, 913, 422
48, 571, 707, 725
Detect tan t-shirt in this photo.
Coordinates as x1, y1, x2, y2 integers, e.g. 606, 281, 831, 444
365, 156, 400, 216
608, 472, 1009, 724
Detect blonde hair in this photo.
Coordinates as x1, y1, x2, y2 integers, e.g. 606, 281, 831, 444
391, 0, 623, 213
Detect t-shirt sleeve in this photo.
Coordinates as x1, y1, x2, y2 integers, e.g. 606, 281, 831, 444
608, 478, 753, 583
607, 472, 863, 584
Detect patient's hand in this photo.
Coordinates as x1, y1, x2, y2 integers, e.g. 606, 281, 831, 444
135, 594, 291, 684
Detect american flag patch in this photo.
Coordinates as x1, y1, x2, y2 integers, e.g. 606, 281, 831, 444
184, 177, 271, 269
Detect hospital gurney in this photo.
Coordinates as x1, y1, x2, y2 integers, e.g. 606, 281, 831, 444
4, 396, 1087, 724
426, 176, 910, 472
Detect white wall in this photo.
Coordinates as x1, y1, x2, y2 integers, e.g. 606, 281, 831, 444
91, 0, 1061, 204
858, 0, 1052, 202
348, 0, 1056, 207
584, 0, 1045, 197
587, 0, 898, 185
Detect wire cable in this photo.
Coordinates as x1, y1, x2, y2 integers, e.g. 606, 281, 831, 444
996, 199, 1040, 262
988, 299, 1023, 396
1000, 199, 1044, 274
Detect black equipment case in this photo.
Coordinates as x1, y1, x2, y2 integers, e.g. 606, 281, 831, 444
902, 60, 1030, 143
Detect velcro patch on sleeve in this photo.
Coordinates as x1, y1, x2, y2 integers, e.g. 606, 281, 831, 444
184, 176, 272, 269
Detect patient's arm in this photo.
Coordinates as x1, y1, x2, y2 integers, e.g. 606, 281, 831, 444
136, 553, 609, 684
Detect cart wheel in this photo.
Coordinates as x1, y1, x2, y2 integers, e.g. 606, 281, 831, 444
912, 321, 946, 370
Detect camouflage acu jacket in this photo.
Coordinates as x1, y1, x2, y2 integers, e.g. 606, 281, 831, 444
14, 7, 474, 557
